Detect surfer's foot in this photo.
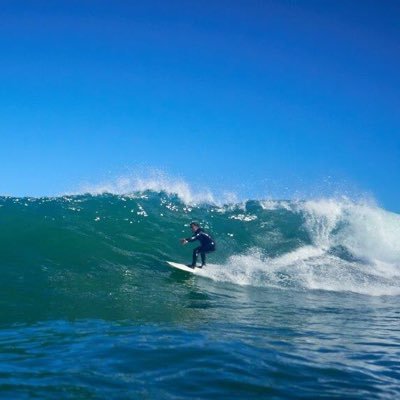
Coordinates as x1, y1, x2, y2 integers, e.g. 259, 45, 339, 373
187, 264, 196, 268
198, 264, 205, 268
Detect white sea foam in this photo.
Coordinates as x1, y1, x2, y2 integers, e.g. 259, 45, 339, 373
201, 198, 400, 296
259, 200, 292, 211
201, 248, 400, 296
297, 198, 400, 271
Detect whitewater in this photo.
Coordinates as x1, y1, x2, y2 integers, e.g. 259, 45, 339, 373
0, 180, 399, 398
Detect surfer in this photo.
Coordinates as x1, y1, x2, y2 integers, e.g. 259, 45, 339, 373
180, 222, 216, 268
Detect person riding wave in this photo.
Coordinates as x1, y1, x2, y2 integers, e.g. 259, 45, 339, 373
180, 222, 216, 268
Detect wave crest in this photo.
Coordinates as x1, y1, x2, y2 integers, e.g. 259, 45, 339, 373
73, 171, 239, 205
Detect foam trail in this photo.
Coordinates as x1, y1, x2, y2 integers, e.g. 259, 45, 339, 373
199, 248, 400, 296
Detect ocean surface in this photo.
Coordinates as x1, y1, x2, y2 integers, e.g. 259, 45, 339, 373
1, 190, 399, 399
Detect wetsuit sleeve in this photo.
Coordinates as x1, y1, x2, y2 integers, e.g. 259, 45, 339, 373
186, 233, 199, 242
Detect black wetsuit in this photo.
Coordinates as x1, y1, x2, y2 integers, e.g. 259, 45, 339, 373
186, 228, 216, 267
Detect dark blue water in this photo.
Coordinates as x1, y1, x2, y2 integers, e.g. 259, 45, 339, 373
2, 287, 399, 399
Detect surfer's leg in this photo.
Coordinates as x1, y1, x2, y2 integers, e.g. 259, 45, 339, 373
200, 251, 206, 266
192, 247, 201, 266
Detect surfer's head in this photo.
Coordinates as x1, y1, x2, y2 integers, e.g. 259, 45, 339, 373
190, 222, 200, 232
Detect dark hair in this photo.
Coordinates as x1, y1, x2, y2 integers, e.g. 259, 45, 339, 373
190, 221, 199, 227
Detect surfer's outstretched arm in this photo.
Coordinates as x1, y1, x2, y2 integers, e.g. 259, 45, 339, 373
180, 232, 199, 245
185, 233, 200, 243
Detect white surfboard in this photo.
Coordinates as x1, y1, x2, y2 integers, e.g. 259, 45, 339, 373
167, 261, 199, 273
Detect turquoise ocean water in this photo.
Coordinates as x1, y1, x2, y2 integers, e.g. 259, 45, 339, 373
1, 190, 399, 399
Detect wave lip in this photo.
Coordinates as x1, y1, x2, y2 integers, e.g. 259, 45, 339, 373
73, 171, 228, 205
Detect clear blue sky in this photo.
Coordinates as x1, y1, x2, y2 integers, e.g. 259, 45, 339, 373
0, 1, 399, 211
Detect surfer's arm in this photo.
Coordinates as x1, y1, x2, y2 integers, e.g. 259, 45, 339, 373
180, 234, 197, 244
185, 234, 199, 243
